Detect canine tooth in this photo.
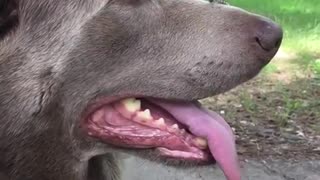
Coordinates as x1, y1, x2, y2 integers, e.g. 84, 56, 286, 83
155, 118, 165, 126
136, 109, 153, 121
195, 137, 208, 149
121, 98, 141, 113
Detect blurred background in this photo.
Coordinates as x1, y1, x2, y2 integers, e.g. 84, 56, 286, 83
201, 0, 320, 160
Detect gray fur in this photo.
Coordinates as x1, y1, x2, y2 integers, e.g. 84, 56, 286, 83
0, 0, 282, 180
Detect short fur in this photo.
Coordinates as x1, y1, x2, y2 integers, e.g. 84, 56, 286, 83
0, 0, 281, 180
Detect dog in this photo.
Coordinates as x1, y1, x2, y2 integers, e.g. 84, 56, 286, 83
0, 0, 282, 179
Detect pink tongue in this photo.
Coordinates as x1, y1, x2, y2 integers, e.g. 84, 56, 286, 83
151, 100, 241, 180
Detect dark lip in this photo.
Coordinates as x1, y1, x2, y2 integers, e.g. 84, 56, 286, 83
80, 95, 189, 138
83, 96, 212, 162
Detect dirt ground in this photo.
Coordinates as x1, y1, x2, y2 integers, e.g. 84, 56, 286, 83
201, 77, 320, 161
197, 51, 320, 161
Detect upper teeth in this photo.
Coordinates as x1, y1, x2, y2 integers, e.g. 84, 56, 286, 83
155, 118, 165, 126
171, 124, 179, 130
136, 109, 153, 121
121, 98, 141, 113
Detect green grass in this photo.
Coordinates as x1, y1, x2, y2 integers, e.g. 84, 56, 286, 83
228, 0, 320, 54
228, 0, 320, 76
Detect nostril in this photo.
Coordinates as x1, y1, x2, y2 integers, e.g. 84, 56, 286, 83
255, 36, 264, 50
255, 35, 281, 51
255, 19, 283, 52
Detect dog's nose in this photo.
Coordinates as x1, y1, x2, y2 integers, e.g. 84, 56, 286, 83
255, 18, 283, 52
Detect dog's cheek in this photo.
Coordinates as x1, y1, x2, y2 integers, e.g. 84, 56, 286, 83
116, 0, 144, 6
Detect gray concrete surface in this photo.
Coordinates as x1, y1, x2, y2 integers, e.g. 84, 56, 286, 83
121, 157, 320, 180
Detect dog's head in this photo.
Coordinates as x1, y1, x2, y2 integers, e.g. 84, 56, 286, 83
0, 0, 282, 179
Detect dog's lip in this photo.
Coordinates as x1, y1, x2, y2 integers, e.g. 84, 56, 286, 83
156, 147, 211, 161
83, 96, 241, 180
84, 97, 211, 161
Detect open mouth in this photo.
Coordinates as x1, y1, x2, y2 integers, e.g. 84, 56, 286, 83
86, 98, 241, 180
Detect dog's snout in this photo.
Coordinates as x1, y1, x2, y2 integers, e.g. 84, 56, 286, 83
254, 18, 283, 52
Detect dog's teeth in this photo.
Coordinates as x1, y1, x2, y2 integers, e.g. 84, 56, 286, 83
121, 98, 141, 113
194, 137, 208, 149
155, 118, 165, 126
168, 124, 180, 133
136, 109, 153, 121
171, 124, 179, 130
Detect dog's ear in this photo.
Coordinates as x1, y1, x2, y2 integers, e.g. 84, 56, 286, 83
0, 0, 18, 40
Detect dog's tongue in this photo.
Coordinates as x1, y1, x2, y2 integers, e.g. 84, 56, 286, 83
151, 100, 241, 180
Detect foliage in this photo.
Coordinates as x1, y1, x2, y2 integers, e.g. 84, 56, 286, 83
228, 0, 320, 54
